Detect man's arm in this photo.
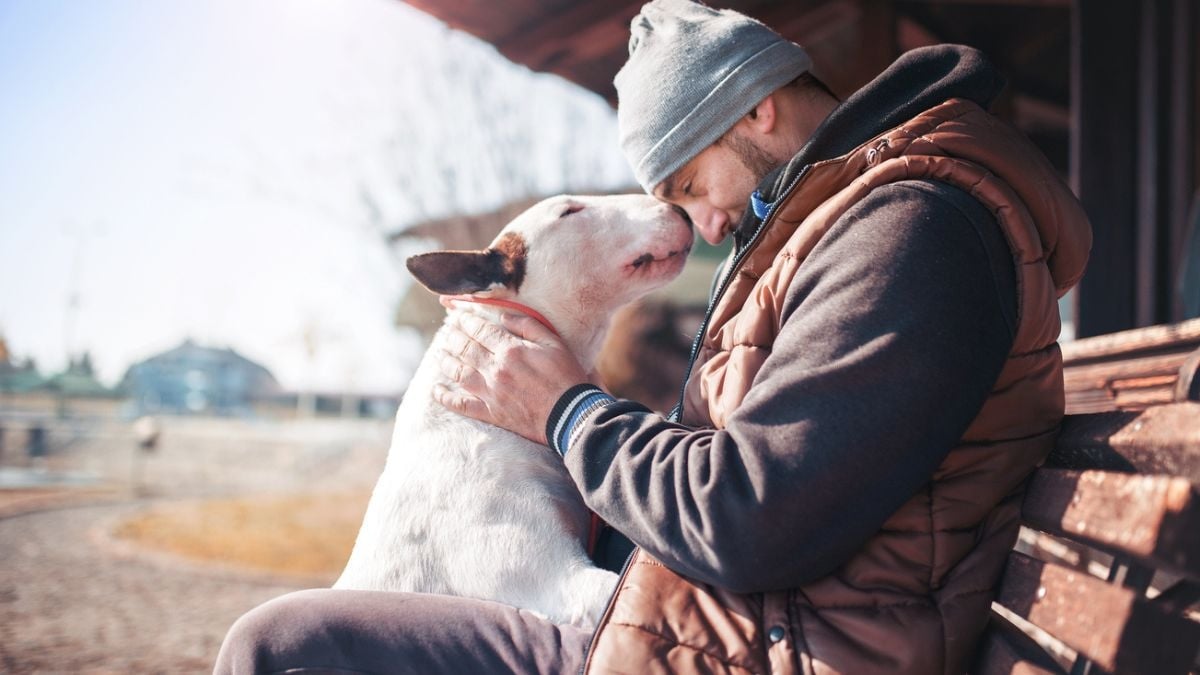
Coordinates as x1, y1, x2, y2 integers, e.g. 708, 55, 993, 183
557, 181, 1018, 593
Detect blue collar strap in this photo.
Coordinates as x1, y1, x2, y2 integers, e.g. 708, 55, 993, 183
750, 190, 772, 220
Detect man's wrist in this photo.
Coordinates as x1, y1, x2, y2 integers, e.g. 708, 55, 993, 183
545, 384, 617, 457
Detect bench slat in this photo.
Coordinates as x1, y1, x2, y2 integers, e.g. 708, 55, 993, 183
1150, 578, 1200, 614
1061, 318, 1200, 363
972, 612, 1066, 675
1060, 319, 1200, 413
1021, 469, 1200, 579
1064, 352, 1196, 413
1049, 403, 1200, 484
995, 553, 1200, 674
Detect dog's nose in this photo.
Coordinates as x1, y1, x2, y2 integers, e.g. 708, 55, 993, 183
670, 204, 693, 227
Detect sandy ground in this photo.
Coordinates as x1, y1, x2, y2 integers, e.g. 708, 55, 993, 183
0, 498, 307, 674
0, 415, 391, 674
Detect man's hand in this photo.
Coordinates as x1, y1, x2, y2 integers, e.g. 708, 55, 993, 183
433, 301, 591, 445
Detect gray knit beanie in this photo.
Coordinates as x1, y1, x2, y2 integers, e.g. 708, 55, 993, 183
615, 0, 812, 193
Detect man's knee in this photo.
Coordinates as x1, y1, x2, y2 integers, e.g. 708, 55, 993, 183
214, 589, 345, 675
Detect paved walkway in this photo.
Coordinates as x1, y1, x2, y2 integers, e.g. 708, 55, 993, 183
0, 500, 305, 674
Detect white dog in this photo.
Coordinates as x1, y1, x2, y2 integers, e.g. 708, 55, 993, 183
335, 194, 693, 630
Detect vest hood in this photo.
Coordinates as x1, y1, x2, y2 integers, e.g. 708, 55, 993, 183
738, 45, 1007, 241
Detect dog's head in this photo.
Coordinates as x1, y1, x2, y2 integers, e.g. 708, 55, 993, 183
407, 194, 693, 356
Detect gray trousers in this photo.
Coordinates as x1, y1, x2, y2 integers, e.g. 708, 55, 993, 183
213, 588, 591, 674
214, 530, 631, 674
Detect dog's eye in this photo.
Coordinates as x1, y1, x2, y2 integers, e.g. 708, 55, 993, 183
559, 204, 584, 218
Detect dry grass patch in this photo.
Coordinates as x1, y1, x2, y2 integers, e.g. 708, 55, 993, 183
0, 486, 123, 518
114, 491, 371, 579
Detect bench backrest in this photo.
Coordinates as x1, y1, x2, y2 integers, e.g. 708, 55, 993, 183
1062, 318, 1200, 413
975, 319, 1200, 674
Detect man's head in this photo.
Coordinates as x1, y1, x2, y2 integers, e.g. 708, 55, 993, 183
615, 0, 838, 244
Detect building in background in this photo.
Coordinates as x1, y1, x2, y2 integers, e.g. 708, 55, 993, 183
120, 339, 281, 416
41, 353, 114, 399
0, 335, 44, 394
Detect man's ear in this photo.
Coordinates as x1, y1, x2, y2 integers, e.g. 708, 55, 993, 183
744, 93, 778, 134
406, 233, 527, 296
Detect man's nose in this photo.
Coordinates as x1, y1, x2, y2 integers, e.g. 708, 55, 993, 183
691, 207, 727, 245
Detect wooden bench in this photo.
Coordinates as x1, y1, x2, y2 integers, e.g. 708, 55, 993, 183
1061, 318, 1200, 413
974, 318, 1200, 674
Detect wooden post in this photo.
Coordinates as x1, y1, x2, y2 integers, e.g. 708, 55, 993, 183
1071, 0, 1140, 337
1073, 0, 1197, 335
1168, 0, 1198, 321
1136, 0, 1169, 328
1137, 0, 1197, 326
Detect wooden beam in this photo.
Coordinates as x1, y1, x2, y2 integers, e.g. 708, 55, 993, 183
399, 0, 520, 41
857, 0, 897, 87
1071, 0, 1140, 337
1063, 352, 1197, 414
756, 0, 861, 46
493, 0, 644, 72
1010, 95, 1069, 133
1168, 0, 1198, 321
1061, 318, 1200, 363
995, 553, 1200, 674
899, 0, 1068, 5
1060, 318, 1200, 413
1149, 578, 1200, 614
895, 15, 941, 52
972, 612, 1068, 675
1021, 469, 1200, 579
1072, 0, 1197, 332
1136, 0, 1170, 327
1049, 403, 1200, 484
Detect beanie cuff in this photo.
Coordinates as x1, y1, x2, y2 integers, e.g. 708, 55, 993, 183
633, 40, 812, 192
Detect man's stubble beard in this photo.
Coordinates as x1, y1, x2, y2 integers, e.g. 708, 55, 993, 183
720, 131, 785, 229
720, 131, 782, 187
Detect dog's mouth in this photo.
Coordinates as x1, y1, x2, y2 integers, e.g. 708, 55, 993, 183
626, 243, 693, 273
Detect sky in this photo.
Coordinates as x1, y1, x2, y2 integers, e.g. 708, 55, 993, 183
0, 0, 634, 394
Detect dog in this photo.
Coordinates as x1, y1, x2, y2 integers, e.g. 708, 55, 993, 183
334, 194, 693, 629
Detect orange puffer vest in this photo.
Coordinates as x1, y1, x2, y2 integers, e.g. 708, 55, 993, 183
584, 98, 1092, 674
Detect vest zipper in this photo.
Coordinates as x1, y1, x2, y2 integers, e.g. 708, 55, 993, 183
590, 165, 811, 671
669, 166, 812, 423
579, 177, 802, 668
579, 548, 638, 674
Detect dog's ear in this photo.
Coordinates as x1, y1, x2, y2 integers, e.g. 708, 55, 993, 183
406, 234, 526, 295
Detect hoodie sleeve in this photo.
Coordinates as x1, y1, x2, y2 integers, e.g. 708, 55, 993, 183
560, 180, 1018, 593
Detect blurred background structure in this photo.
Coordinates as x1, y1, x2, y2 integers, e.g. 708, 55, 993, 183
404, 0, 1200, 338
0, 0, 1196, 673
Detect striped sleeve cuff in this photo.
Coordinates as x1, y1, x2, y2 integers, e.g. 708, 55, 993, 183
545, 384, 617, 457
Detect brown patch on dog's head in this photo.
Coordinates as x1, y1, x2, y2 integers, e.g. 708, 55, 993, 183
406, 232, 527, 296
490, 232, 527, 290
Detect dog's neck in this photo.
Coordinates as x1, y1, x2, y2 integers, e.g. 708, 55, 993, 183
450, 298, 611, 371
451, 296, 559, 339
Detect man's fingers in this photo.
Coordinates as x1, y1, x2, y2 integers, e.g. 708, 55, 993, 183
452, 311, 513, 349
500, 312, 562, 347
442, 323, 495, 361
437, 350, 487, 391
432, 383, 493, 423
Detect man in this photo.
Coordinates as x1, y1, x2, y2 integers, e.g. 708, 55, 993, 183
216, 1, 1090, 673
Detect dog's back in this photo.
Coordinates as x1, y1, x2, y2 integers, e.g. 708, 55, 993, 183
335, 331, 616, 627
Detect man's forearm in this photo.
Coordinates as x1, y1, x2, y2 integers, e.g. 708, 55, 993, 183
559, 181, 1018, 593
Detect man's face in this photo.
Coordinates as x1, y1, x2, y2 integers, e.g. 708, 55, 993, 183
652, 132, 779, 246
